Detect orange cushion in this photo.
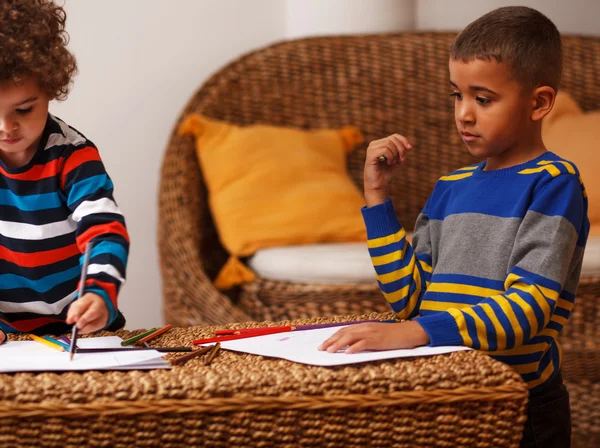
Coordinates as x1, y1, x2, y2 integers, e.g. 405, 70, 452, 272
543, 92, 600, 228
179, 115, 367, 289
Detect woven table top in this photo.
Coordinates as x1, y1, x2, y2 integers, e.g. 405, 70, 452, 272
0, 312, 527, 417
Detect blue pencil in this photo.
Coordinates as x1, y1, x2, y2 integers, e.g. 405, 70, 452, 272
44, 335, 70, 351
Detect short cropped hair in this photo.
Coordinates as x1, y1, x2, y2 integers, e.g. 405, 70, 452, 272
451, 6, 562, 91
0, 0, 78, 100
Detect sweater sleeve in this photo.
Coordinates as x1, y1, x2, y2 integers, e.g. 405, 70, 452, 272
61, 144, 130, 326
362, 198, 434, 319
416, 172, 587, 350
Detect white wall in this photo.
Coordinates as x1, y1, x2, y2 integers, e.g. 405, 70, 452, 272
50, 0, 597, 330
285, 0, 414, 38
416, 0, 600, 35
52, 0, 285, 329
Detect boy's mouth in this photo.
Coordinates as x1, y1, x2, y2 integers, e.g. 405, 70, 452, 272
1, 137, 22, 145
461, 131, 480, 142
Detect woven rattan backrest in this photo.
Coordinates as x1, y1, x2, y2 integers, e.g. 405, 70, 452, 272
179, 33, 600, 230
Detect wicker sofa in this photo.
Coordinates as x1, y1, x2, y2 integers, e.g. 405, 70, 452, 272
159, 33, 600, 446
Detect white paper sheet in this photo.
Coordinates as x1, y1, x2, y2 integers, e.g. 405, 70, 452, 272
201, 326, 470, 366
0, 336, 171, 373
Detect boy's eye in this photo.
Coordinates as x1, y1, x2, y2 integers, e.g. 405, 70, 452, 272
476, 97, 491, 105
16, 106, 33, 115
449, 92, 462, 100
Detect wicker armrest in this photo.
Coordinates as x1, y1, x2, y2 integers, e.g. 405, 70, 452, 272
158, 134, 251, 326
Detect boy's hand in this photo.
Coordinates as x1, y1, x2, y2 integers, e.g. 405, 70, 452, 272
0, 329, 5, 345
364, 134, 413, 207
66, 292, 110, 334
318, 321, 429, 354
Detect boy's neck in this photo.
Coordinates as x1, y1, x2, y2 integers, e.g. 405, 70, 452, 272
483, 129, 547, 171
0, 137, 41, 169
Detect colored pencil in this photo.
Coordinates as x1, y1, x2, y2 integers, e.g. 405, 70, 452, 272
76, 347, 193, 353
44, 336, 70, 351
137, 325, 172, 344
215, 319, 397, 336
121, 328, 158, 346
70, 243, 93, 361
30, 334, 65, 352
171, 345, 213, 366
193, 327, 290, 345
204, 342, 221, 366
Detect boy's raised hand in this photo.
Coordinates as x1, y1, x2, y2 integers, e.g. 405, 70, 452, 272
66, 292, 110, 334
318, 321, 429, 354
364, 134, 413, 207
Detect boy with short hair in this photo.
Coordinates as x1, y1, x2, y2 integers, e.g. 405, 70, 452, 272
0, 0, 129, 344
320, 6, 587, 446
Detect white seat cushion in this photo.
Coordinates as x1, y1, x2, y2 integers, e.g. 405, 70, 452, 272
248, 236, 600, 285
247, 242, 376, 285
582, 236, 600, 277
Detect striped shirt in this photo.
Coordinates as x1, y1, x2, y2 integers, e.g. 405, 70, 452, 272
0, 114, 129, 334
362, 151, 589, 391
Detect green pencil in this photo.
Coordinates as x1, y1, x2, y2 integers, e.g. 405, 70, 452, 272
121, 328, 158, 346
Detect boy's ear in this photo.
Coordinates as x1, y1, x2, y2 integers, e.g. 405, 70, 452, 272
531, 86, 557, 122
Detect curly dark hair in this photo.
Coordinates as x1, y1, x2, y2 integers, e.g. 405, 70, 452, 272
0, 0, 77, 100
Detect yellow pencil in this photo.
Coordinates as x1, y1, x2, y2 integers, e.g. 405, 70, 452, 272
30, 334, 65, 352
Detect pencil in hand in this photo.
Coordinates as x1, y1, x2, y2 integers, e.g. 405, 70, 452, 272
70, 242, 94, 361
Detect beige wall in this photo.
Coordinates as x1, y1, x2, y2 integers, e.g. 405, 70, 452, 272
51, 0, 597, 330
285, 0, 414, 38
416, 0, 600, 35
52, 0, 285, 329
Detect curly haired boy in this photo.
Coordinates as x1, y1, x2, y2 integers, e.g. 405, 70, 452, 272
0, 0, 129, 344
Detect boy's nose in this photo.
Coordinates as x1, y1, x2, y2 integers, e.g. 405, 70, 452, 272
0, 117, 18, 134
456, 103, 475, 124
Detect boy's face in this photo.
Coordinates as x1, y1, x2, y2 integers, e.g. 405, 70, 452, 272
0, 78, 50, 167
449, 58, 533, 162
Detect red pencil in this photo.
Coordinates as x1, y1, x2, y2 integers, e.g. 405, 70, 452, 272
215, 325, 292, 336
214, 319, 391, 336
193, 327, 289, 345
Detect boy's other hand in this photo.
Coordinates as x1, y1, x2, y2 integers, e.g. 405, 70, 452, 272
364, 134, 413, 207
0, 329, 5, 345
318, 321, 429, 354
66, 292, 109, 334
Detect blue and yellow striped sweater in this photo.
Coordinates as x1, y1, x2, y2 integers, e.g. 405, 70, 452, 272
362, 151, 589, 391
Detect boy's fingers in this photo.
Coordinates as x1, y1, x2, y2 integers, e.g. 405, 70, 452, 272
79, 316, 107, 334
392, 133, 413, 150
345, 339, 369, 354
368, 145, 395, 165
385, 141, 401, 162
382, 147, 396, 165
318, 326, 353, 351
326, 332, 362, 353
318, 332, 342, 351
66, 296, 92, 324
75, 300, 103, 330
390, 135, 411, 162
0, 330, 6, 345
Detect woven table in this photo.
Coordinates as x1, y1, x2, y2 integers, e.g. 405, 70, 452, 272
0, 313, 528, 448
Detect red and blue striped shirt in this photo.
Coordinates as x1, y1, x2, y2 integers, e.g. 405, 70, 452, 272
0, 114, 129, 334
